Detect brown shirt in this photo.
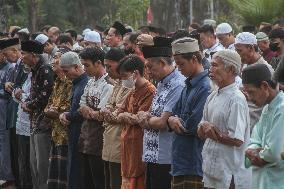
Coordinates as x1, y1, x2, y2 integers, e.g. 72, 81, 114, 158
120, 80, 156, 178
102, 81, 132, 163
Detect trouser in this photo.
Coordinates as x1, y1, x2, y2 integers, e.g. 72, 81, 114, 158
79, 153, 105, 189
104, 161, 122, 189
17, 135, 32, 189
10, 127, 19, 185
47, 143, 68, 189
204, 177, 235, 189
0, 130, 14, 181
30, 131, 51, 189
171, 175, 203, 189
146, 163, 171, 189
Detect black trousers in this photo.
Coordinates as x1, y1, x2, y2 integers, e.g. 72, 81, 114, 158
17, 135, 32, 189
104, 161, 121, 189
79, 153, 105, 189
146, 163, 171, 189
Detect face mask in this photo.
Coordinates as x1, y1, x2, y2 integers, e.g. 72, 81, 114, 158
124, 48, 135, 55
122, 74, 136, 89
269, 42, 280, 52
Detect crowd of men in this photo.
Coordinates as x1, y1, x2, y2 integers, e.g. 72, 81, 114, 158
0, 18, 284, 189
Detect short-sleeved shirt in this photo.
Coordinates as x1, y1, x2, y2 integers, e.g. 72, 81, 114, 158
143, 69, 185, 164
200, 83, 251, 189
203, 42, 224, 62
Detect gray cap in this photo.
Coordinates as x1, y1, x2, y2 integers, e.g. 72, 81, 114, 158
60, 51, 82, 67
213, 49, 242, 74
255, 32, 269, 42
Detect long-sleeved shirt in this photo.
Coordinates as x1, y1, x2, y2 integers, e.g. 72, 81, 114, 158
45, 76, 72, 145
246, 92, 284, 189
25, 56, 54, 132
120, 80, 156, 178
78, 73, 113, 155
171, 70, 210, 177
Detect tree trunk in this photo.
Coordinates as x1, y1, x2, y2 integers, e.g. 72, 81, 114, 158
0, 0, 7, 32
27, 0, 39, 33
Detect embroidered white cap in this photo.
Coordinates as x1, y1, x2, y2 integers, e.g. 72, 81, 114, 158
82, 28, 91, 36
235, 32, 257, 45
216, 23, 233, 34
35, 34, 49, 45
84, 31, 101, 43
18, 28, 30, 34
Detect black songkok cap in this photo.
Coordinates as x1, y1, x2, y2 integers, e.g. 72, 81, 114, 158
269, 28, 284, 39
21, 40, 44, 54
142, 37, 172, 58
0, 38, 19, 50
112, 21, 128, 36
105, 48, 126, 62
242, 64, 272, 85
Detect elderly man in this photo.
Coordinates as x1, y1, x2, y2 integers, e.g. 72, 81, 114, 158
21, 40, 54, 189
235, 32, 274, 130
0, 39, 18, 189
256, 32, 276, 62
243, 64, 284, 189
197, 50, 251, 189
59, 51, 89, 189
197, 24, 224, 62
168, 37, 211, 189
137, 38, 185, 189
47, 26, 61, 44
106, 21, 128, 49
216, 23, 235, 50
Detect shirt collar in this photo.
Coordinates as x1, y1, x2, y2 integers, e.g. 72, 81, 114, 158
217, 82, 236, 94
185, 70, 208, 87
72, 72, 88, 85
268, 91, 283, 110
160, 68, 177, 84
31, 58, 43, 72
95, 73, 108, 83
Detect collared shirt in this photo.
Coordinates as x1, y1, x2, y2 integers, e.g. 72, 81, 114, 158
78, 73, 113, 155
200, 83, 251, 189
246, 92, 284, 189
203, 42, 224, 62
227, 43, 235, 51
16, 73, 32, 136
45, 76, 72, 145
171, 70, 210, 177
143, 69, 185, 164
25, 56, 54, 131
102, 81, 132, 163
120, 80, 156, 178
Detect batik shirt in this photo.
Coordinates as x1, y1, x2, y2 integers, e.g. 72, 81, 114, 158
45, 76, 72, 145
142, 69, 185, 164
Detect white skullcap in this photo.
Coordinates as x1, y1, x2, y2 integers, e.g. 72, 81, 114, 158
84, 31, 101, 43
172, 37, 199, 55
235, 32, 257, 45
18, 28, 30, 34
35, 34, 49, 45
82, 28, 91, 36
213, 49, 242, 74
216, 23, 232, 34
255, 32, 269, 42
60, 51, 82, 67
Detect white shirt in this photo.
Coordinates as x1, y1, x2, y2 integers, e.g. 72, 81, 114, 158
199, 83, 252, 189
79, 73, 113, 109
227, 43, 236, 51
203, 42, 224, 62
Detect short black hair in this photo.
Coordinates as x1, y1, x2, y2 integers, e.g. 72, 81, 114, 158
260, 25, 272, 35
273, 19, 284, 27
197, 24, 215, 35
40, 25, 52, 32
65, 29, 77, 40
118, 54, 145, 76
31, 32, 43, 40
138, 26, 150, 34
171, 30, 190, 41
129, 33, 140, 44
155, 27, 166, 37
79, 47, 105, 65
180, 51, 202, 63
56, 34, 73, 46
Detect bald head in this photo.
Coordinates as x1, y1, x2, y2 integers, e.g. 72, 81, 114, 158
48, 26, 61, 44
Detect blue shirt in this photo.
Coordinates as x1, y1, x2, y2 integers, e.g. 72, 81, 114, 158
171, 70, 210, 176
143, 69, 185, 164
